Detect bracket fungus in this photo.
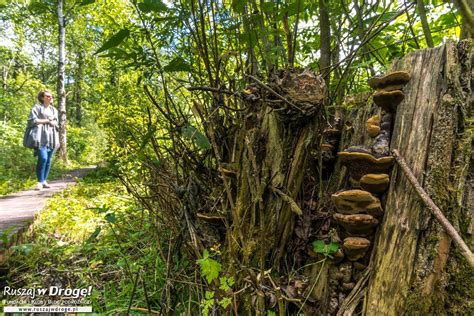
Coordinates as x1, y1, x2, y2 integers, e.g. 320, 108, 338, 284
333, 213, 379, 236
331, 190, 381, 214
266, 68, 326, 122
338, 150, 394, 181
366, 115, 380, 138
360, 173, 390, 194
343, 237, 371, 261
367, 71, 411, 90
373, 90, 405, 113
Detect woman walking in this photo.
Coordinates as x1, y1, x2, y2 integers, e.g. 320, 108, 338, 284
27, 90, 60, 190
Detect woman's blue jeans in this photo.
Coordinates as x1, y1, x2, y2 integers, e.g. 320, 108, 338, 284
36, 146, 56, 183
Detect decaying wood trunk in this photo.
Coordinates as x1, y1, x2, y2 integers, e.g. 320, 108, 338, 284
225, 69, 326, 312
364, 40, 473, 315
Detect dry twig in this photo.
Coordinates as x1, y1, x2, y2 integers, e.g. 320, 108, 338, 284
392, 149, 474, 268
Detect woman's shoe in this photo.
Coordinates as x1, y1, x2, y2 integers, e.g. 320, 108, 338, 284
35, 182, 43, 190
42, 182, 51, 188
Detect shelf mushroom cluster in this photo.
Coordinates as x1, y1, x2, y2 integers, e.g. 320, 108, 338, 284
332, 71, 410, 264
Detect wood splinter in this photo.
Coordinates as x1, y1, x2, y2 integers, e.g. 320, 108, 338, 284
392, 149, 474, 268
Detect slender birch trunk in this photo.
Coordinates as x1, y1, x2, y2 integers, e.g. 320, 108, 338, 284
57, 0, 68, 162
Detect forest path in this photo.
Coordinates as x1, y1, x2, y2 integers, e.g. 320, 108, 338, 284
0, 167, 95, 248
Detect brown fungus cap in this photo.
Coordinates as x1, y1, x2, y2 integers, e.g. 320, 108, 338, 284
366, 115, 380, 138
344, 145, 372, 155
366, 200, 384, 217
338, 151, 394, 181
368, 71, 411, 90
360, 173, 390, 194
373, 90, 405, 113
343, 237, 371, 261
331, 190, 381, 215
333, 213, 379, 236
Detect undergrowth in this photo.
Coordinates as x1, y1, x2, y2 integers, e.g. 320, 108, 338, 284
1, 168, 191, 314
0, 120, 105, 196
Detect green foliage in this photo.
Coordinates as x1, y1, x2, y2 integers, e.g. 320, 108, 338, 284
197, 249, 222, 284
163, 56, 192, 72
67, 125, 107, 164
219, 276, 235, 291
181, 124, 211, 150
96, 29, 130, 55
137, 0, 167, 13
201, 290, 215, 315
311, 240, 340, 258
0, 0, 467, 314
2, 170, 179, 313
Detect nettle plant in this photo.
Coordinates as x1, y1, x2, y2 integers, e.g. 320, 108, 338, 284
196, 249, 235, 315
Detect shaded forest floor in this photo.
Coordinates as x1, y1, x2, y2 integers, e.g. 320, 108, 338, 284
0, 169, 170, 314
0, 167, 95, 243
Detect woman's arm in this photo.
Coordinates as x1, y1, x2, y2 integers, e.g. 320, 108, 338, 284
35, 118, 50, 124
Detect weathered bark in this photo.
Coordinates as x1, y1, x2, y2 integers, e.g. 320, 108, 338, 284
319, 0, 331, 88
226, 69, 326, 313
57, 0, 68, 162
365, 40, 473, 315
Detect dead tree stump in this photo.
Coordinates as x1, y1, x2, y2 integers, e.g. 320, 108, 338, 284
365, 40, 473, 315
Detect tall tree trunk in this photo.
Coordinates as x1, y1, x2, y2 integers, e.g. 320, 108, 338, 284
74, 51, 83, 127
319, 0, 331, 88
454, 0, 474, 39
365, 40, 472, 315
57, 0, 68, 162
354, 0, 375, 77
416, 0, 434, 48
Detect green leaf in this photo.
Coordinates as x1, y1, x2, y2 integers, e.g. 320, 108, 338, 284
163, 57, 192, 72
11, 243, 34, 255
327, 242, 339, 254
205, 290, 215, 300
139, 126, 157, 151
95, 29, 130, 55
312, 240, 339, 257
99, 48, 129, 59
261, 2, 275, 13
181, 125, 211, 150
312, 240, 326, 253
86, 227, 102, 243
364, 11, 399, 25
197, 250, 222, 283
105, 213, 116, 223
232, 0, 246, 14
219, 276, 235, 291
138, 0, 168, 13
219, 297, 232, 309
